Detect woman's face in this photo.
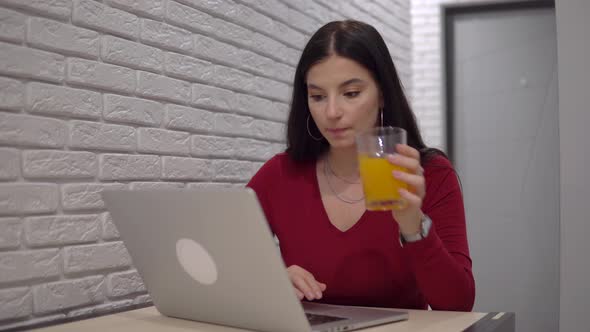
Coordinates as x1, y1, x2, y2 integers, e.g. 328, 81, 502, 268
306, 54, 382, 150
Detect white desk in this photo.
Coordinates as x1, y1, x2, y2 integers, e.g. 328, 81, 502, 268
31, 305, 514, 332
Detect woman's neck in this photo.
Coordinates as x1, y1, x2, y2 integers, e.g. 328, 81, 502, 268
326, 147, 360, 179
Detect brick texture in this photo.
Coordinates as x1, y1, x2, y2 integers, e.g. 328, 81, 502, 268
22, 150, 97, 179
105, 0, 165, 19
33, 276, 105, 314
0, 113, 68, 148
0, 77, 24, 111
26, 82, 102, 120
63, 242, 131, 275
140, 19, 193, 53
99, 154, 161, 180
101, 35, 164, 73
103, 94, 164, 127
61, 183, 127, 212
27, 17, 99, 59
0, 217, 21, 250
69, 121, 136, 152
0, 7, 26, 43
0, 42, 65, 83
0, 250, 60, 284
25, 214, 101, 247
137, 128, 190, 156
100, 212, 119, 241
106, 270, 146, 298
73, 0, 138, 39
0, 287, 32, 321
1, 0, 72, 20
66, 58, 136, 94
0, 184, 59, 215
66, 299, 133, 318
0, 148, 20, 180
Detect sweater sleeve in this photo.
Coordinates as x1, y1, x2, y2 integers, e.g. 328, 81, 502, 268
401, 156, 475, 311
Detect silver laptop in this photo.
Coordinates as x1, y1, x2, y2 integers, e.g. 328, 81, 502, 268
102, 188, 408, 332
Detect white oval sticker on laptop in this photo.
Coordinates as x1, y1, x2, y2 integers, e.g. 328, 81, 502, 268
176, 238, 218, 285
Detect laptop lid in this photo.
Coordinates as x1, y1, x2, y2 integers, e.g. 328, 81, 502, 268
103, 188, 407, 332
103, 188, 311, 332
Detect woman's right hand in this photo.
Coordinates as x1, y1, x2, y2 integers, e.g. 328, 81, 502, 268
287, 265, 327, 301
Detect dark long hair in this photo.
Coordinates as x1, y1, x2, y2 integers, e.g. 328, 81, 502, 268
286, 20, 441, 164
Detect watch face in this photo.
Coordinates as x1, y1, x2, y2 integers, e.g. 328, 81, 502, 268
421, 215, 432, 237
402, 215, 432, 244
402, 232, 422, 243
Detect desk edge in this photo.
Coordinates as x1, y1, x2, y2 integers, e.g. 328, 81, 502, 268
463, 312, 516, 332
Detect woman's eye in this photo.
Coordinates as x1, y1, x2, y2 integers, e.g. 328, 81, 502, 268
310, 95, 325, 102
344, 91, 360, 98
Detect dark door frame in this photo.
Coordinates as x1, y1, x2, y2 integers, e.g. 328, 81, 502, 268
442, 0, 555, 162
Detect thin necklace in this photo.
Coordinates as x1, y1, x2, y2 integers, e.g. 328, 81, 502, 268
326, 157, 361, 184
323, 160, 364, 204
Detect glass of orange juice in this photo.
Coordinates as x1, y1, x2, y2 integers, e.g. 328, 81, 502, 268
356, 126, 408, 211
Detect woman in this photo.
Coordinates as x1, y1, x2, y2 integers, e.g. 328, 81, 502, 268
247, 20, 474, 311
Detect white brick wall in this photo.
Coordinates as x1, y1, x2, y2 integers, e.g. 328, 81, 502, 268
61, 183, 127, 212
0, 77, 24, 110
103, 94, 164, 127
0, 217, 21, 249
27, 83, 102, 120
28, 17, 100, 59
106, 270, 146, 298
105, 0, 165, 20
63, 242, 132, 275
0, 0, 411, 329
0, 287, 33, 321
0, 250, 61, 284
99, 154, 161, 181
0, 184, 59, 215
67, 58, 136, 94
73, 0, 139, 39
140, 19, 193, 53
0, 7, 26, 43
101, 36, 164, 73
25, 215, 101, 247
22, 150, 97, 179
33, 276, 105, 314
0, 42, 66, 83
0, 148, 20, 180
69, 121, 137, 152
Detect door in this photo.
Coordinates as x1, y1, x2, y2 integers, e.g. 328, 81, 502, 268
447, 4, 559, 332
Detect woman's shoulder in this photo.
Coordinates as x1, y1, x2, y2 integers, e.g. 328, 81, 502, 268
422, 153, 457, 184
423, 153, 454, 171
269, 152, 315, 169
260, 152, 301, 172
271, 152, 292, 164
249, 152, 311, 185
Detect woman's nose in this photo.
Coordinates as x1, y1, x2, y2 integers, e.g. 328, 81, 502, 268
325, 97, 342, 119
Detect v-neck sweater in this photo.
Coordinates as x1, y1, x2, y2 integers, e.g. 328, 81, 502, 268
247, 153, 475, 311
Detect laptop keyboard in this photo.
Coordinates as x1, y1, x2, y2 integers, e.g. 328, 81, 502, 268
305, 313, 347, 326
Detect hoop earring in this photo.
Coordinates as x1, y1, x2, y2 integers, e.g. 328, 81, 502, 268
380, 107, 384, 127
307, 115, 323, 141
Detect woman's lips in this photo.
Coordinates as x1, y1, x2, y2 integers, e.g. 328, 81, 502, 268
326, 128, 349, 133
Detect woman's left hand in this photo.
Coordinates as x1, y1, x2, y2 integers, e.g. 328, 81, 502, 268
387, 144, 425, 236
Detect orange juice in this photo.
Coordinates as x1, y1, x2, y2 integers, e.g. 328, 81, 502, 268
358, 155, 408, 211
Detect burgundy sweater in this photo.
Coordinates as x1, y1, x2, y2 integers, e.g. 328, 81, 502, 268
247, 153, 475, 311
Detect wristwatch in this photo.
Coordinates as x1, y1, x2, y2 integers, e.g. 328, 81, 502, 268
400, 214, 432, 244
